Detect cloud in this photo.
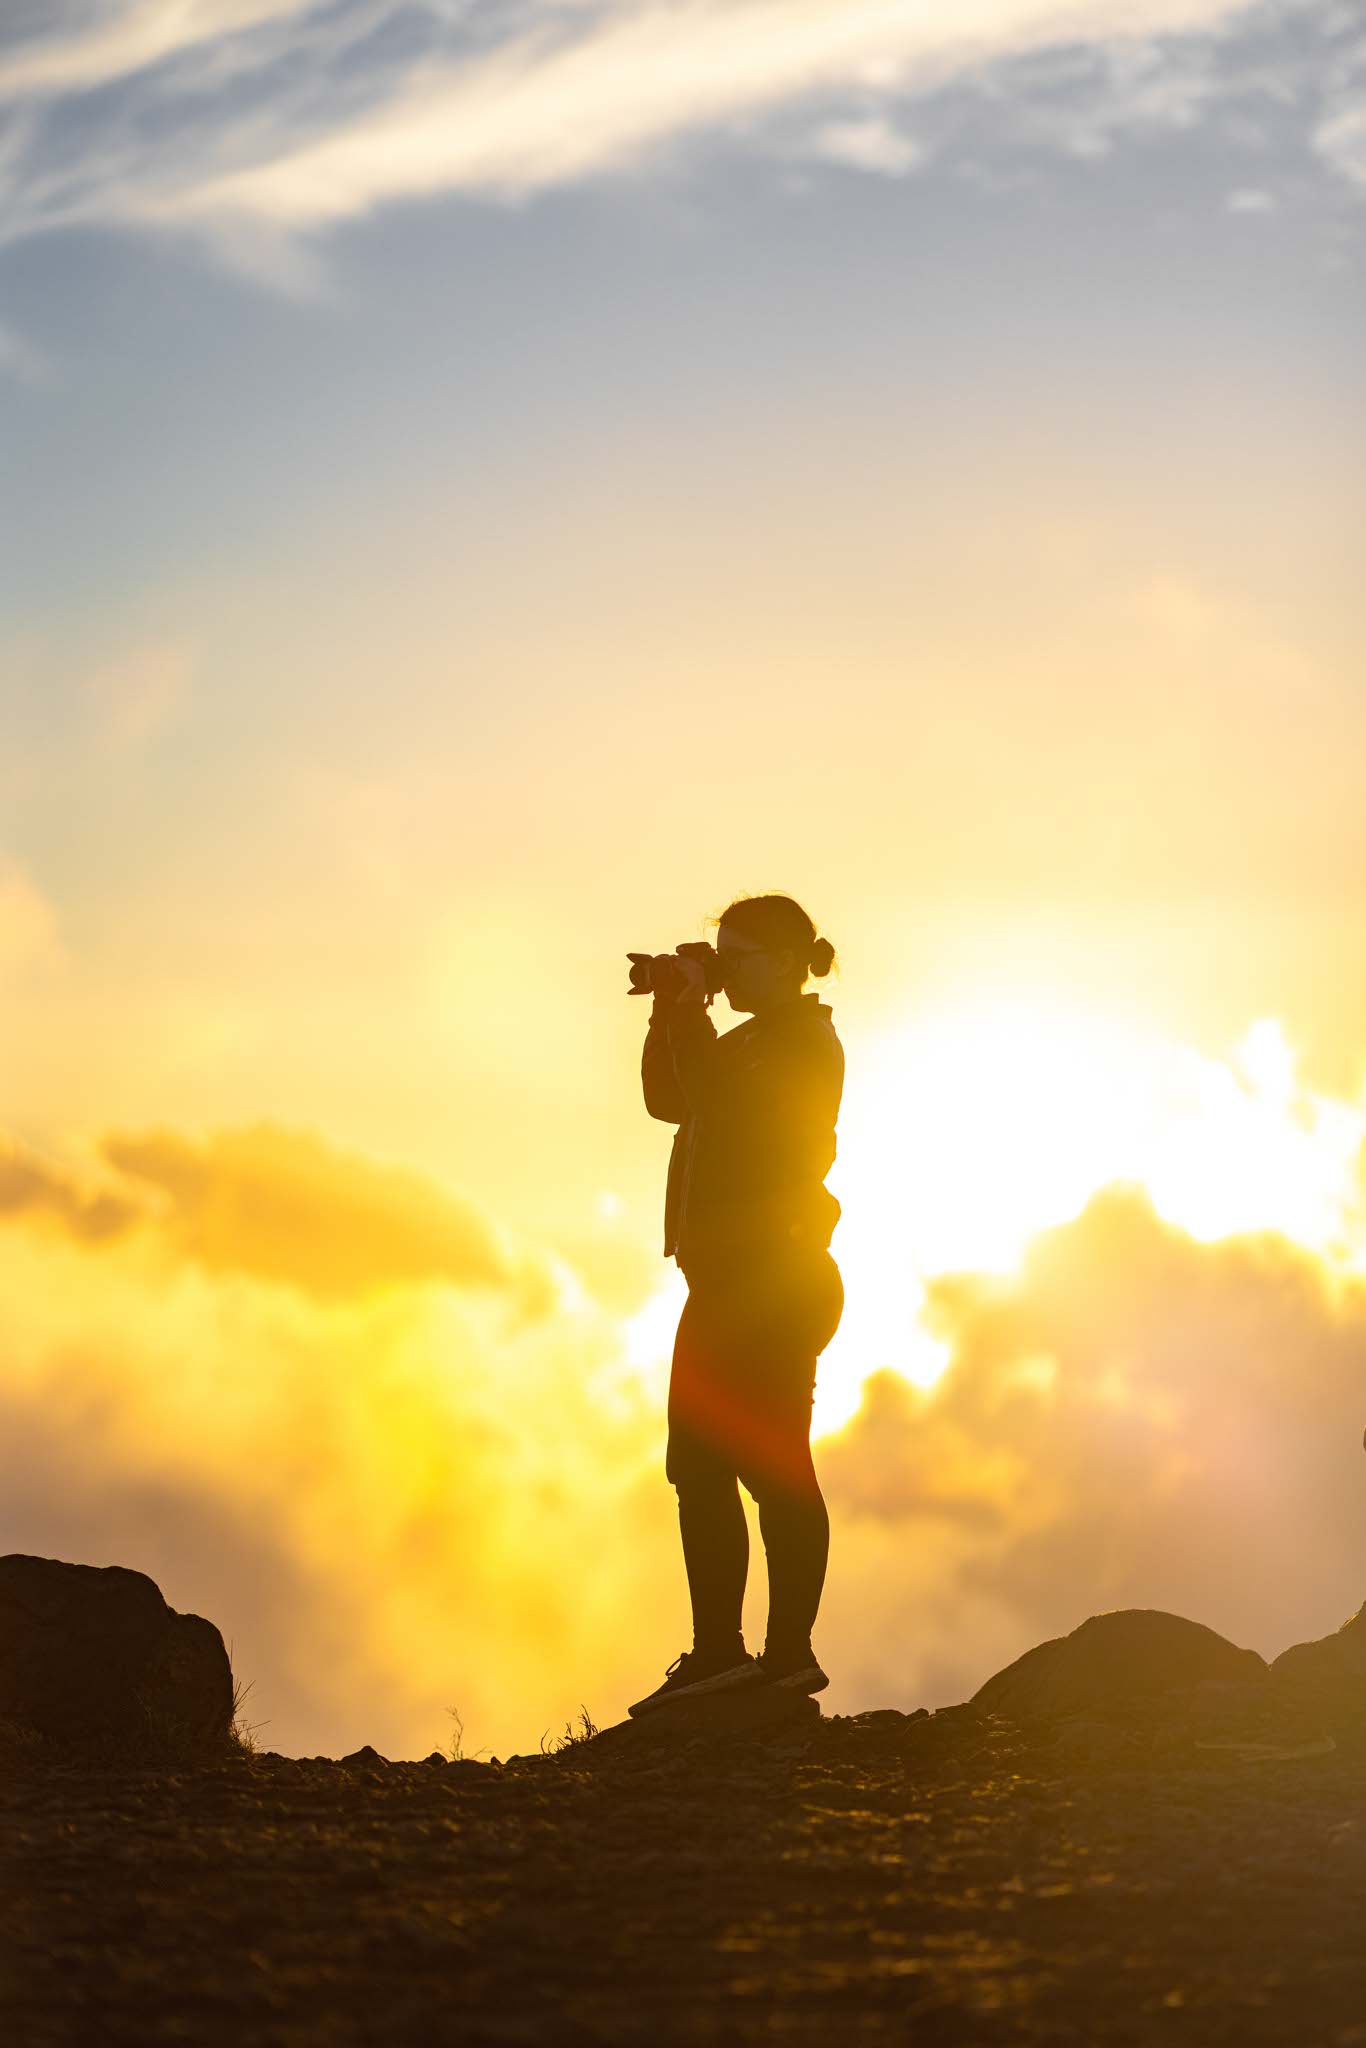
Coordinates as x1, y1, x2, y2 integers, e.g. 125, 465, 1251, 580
5, 1100, 1366, 1760
1227, 182, 1275, 207
0, 1193, 677, 1758
0, 2, 320, 99
0, 857, 66, 978
814, 1181, 1366, 1710
94, 1119, 568, 1317
811, 113, 923, 176
0, 1131, 142, 1241
0, 0, 1345, 267
1316, 100, 1366, 189
0, 1115, 572, 1322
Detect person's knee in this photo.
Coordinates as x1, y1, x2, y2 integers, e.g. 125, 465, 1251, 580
739, 1461, 821, 1513
667, 1442, 736, 1498
738, 1420, 820, 1500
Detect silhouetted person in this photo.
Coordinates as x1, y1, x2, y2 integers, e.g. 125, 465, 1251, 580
629, 893, 844, 1715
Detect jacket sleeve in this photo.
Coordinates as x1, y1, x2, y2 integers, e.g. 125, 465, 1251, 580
641, 1001, 706, 1122
656, 999, 724, 1117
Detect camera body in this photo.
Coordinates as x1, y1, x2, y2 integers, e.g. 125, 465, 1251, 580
626, 941, 726, 998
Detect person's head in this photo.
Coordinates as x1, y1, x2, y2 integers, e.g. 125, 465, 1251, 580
711, 893, 837, 1015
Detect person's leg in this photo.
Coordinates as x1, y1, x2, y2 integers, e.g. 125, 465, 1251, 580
676, 1469, 749, 1657
665, 1284, 750, 1658
741, 1253, 844, 1658
752, 1393, 830, 1656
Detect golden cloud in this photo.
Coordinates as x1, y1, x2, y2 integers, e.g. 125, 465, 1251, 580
6, 1116, 1365, 1759
816, 1183, 1366, 1708
0, 1133, 142, 1244
0, 1198, 670, 1760
95, 1120, 565, 1320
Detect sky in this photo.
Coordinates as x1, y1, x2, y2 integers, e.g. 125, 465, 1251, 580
2, 0, 1365, 1761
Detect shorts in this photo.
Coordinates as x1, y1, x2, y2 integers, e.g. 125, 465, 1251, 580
664, 1248, 844, 1498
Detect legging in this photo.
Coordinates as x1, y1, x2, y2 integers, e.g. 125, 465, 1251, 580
664, 1248, 844, 1657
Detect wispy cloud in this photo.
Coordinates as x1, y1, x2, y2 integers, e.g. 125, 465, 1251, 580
0, 2, 320, 100
0, 0, 1357, 270
811, 112, 923, 176
0, 317, 52, 384
1316, 100, 1366, 189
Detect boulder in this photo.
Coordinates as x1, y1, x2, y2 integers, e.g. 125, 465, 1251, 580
970, 1608, 1267, 1722
0, 1554, 234, 1754
1269, 1599, 1366, 1726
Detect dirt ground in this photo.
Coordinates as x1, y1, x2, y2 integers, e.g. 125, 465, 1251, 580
5, 1696, 1366, 2047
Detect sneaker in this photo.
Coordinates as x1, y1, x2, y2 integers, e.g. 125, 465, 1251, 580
755, 1641, 829, 1695
627, 1645, 758, 1717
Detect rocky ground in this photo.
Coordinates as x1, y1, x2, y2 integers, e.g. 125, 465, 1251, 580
5, 1689, 1366, 2047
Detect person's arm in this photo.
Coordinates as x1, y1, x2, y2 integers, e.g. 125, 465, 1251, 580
658, 996, 724, 1117
641, 999, 690, 1122
641, 951, 720, 1121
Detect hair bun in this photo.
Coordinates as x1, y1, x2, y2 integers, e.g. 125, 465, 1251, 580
808, 936, 835, 977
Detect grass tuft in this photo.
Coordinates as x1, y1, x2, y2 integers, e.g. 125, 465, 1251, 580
445, 1705, 494, 1763
229, 1673, 266, 1756
541, 1705, 600, 1755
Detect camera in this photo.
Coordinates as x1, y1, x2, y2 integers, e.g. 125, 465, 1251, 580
626, 941, 726, 998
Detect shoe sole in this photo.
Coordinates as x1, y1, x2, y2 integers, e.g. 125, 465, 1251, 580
762, 1667, 829, 1694
627, 1662, 762, 1717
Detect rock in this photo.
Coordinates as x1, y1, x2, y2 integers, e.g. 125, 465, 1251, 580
1269, 1600, 1366, 1727
1054, 1715, 1138, 1762
0, 1553, 234, 1753
970, 1609, 1267, 1722
1189, 1677, 1270, 1716
340, 1745, 390, 1769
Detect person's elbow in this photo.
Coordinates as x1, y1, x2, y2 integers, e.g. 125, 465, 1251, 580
642, 1077, 686, 1122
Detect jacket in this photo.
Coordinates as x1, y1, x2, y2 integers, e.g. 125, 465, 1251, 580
641, 990, 844, 1275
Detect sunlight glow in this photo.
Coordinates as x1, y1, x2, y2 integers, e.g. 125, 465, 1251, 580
613, 997, 1366, 1447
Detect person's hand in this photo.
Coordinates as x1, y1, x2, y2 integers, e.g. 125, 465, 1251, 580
651, 952, 707, 1005
672, 952, 709, 1004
